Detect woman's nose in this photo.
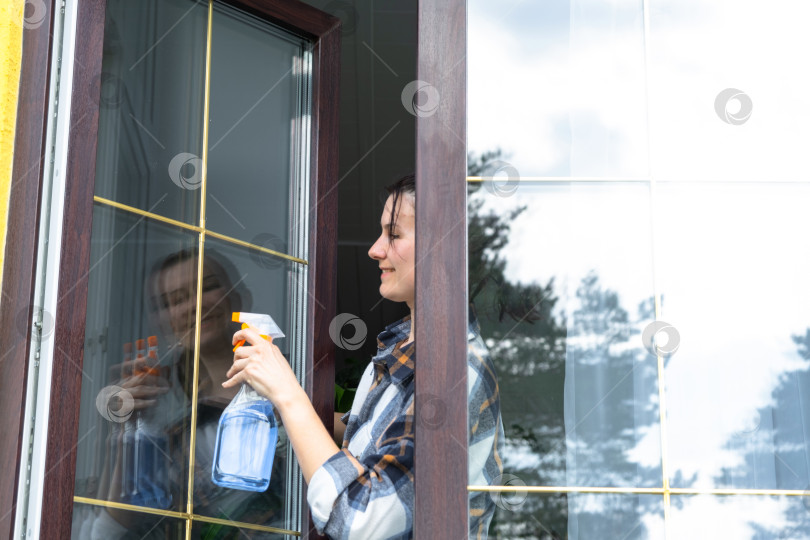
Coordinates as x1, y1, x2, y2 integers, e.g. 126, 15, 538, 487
368, 236, 385, 260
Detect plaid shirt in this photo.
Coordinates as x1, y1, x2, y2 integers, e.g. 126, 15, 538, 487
307, 313, 503, 539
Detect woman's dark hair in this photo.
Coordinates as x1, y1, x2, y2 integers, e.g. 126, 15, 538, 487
384, 173, 415, 239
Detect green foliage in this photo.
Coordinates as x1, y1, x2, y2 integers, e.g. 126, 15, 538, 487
334, 356, 364, 413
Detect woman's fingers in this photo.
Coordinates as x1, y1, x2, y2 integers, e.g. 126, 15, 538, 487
232, 326, 266, 347
233, 344, 258, 360
223, 357, 253, 388
225, 335, 298, 405
133, 398, 157, 409
225, 356, 252, 379
126, 384, 170, 402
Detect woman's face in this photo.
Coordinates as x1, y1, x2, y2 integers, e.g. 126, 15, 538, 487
157, 257, 233, 351
368, 193, 416, 308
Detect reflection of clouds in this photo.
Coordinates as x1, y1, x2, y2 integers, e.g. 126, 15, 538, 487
470, 0, 810, 534
659, 184, 810, 489
648, 0, 810, 182
469, 0, 648, 177
670, 496, 797, 538
566, 493, 665, 539
471, 0, 810, 182
469, 184, 653, 317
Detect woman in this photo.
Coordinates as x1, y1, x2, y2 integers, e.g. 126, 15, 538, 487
225, 174, 503, 539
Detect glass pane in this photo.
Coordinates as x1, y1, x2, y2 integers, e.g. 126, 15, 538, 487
71, 502, 186, 539
482, 492, 664, 539
468, 0, 648, 178
670, 495, 810, 539
648, 1, 810, 182
469, 184, 662, 486
74, 205, 198, 517
467, 181, 660, 492
190, 521, 289, 539
191, 236, 299, 529
205, 2, 310, 252
93, 0, 207, 223
659, 183, 810, 490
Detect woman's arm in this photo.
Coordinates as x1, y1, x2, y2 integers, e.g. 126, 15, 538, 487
223, 326, 339, 483
334, 412, 347, 444
225, 327, 415, 538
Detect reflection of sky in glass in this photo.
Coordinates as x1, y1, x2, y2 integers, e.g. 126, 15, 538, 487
470, 0, 810, 535
658, 183, 810, 490
647, 1, 810, 182
470, 0, 810, 180
670, 496, 810, 538
471, 183, 661, 488
486, 492, 665, 539
471, 183, 654, 314
469, 0, 648, 178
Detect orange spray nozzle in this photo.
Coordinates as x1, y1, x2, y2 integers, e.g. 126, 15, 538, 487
232, 322, 273, 352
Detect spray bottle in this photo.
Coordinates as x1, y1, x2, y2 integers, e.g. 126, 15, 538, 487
132, 336, 172, 508
121, 339, 145, 502
211, 312, 285, 491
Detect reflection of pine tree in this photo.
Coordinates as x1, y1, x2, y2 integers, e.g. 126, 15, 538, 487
717, 329, 810, 538
468, 151, 663, 538
565, 271, 661, 489
794, 329, 810, 361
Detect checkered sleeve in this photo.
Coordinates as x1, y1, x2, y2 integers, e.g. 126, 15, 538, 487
467, 334, 504, 539
307, 398, 414, 540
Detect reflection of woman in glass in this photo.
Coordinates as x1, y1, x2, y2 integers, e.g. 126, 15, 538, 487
225, 175, 504, 539
89, 248, 286, 539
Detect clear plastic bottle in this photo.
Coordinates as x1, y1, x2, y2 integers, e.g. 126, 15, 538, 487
211, 312, 284, 492
211, 384, 278, 491
111, 342, 131, 501
132, 336, 172, 508
120, 339, 143, 503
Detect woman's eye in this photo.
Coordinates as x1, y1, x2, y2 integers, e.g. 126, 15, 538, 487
202, 277, 221, 292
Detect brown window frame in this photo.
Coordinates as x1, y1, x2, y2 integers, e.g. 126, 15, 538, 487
414, 0, 469, 538
0, 1, 56, 537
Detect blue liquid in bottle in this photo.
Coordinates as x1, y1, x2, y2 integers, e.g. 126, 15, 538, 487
121, 418, 136, 503
131, 420, 172, 508
212, 384, 278, 492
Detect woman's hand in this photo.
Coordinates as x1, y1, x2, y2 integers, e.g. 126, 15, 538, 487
226, 326, 339, 482
224, 325, 305, 412
115, 357, 170, 410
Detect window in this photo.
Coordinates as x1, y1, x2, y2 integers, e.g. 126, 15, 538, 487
467, 0, 810, 537
30, 0, 340, 536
